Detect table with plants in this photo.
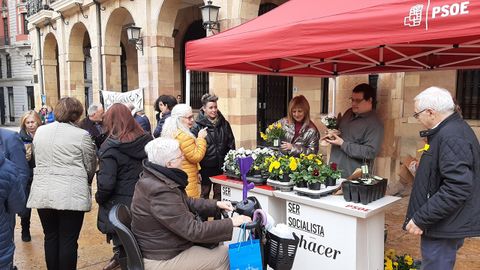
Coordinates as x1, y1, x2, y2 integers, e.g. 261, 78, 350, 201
212, 138, 400, 269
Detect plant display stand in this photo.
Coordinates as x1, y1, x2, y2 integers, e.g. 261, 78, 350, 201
267, 178, 295, 191
293, 184, 340, 199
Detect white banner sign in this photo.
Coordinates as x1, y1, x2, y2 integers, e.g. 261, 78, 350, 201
286, 201, 355, 270
101, 88, 144, 111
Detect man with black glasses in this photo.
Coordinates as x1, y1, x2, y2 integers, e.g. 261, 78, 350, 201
324, 83, 384, 178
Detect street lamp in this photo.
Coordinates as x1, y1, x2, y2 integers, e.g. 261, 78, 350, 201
25, 53, 33, 66
126, 25, 143, 54
200, 0, 220, 32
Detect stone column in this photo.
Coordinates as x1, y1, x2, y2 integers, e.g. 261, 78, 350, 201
66, 48, 86, 106
102, 45, 122, 92
42, 59, 59, 107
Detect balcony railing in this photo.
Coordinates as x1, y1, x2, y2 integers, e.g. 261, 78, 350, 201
27, 0, 56, 17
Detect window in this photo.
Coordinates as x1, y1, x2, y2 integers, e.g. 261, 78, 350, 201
7, 87, 13, 122
22, 13, 28, 34
3, 17, 8, 46
0, 58, 2, 79
6, 54, 11, 78
27, 86, 34, 110
456, 69, 480, 120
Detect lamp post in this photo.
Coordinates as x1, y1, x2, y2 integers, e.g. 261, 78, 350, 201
126, 25, 143, 54
200, 0, 220, 32
25, 53, 33, 66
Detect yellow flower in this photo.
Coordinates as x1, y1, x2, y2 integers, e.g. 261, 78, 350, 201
273, 161, 280, 169
289, 158, 298, 171
315, 159, 322, 165
260, 132, 267, 140
268, 124, 274, 130
269, 163, 275, 173
276, 122, 282, 128
385, 249, 396, 259
384, 258, 393, 270
417, 143, 430, 152
307, 154, 315, 160
393, 262, 398, 267
300, 153, 306, 158
405, 255, 413, 266
279, 169, 283, 175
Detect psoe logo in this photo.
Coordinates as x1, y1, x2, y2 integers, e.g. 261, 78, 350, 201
404, 2, 471, 29
404, 4, 424, 27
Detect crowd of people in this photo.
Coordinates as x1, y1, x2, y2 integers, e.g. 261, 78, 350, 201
0, 83, 479, 270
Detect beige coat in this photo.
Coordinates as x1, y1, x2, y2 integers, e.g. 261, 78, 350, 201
27, 122, 97, 211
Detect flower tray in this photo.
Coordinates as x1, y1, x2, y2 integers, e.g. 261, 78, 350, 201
341, 178, 388, 205
293, 183, 341, 199
267, 178, 295, 192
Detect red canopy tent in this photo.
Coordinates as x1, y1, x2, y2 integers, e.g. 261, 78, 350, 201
186, 0, 480, 77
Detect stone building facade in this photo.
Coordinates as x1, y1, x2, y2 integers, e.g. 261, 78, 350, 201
26, 0, 480, 191
0, 0, 34, 125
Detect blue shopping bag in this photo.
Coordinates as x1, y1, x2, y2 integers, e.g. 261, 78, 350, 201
228, 224, 263, 270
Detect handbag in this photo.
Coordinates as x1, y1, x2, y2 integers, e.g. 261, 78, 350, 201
229, 224, 263, 270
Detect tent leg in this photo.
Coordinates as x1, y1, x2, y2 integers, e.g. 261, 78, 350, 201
186, 69, 191, 106
332, 77, 337, 114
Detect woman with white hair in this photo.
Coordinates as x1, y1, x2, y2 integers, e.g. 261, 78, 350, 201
161, 104, 207, 198
131, 138, 251, 270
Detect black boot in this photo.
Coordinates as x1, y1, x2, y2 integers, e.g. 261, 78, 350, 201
21, 227, 31, 242
21, 214, 31, 242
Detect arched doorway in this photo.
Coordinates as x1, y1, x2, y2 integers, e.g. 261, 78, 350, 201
104, 7, 138, 92
68, 22, 92, 110
43, 33, 60, 107
181, 20, 207, 109
257, 2, 293, 144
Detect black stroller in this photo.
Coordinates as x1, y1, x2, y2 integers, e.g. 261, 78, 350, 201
225, 196, 299, 270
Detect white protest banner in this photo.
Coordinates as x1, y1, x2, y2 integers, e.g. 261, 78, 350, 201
101, 88, 144, 111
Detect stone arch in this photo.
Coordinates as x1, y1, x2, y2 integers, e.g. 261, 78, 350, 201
43, 33, 60, 107
103, 7, 138, 92
155, 0, 203, 101
68, 22, 92, 109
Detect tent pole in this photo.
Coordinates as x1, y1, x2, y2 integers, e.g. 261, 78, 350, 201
186, 69, 191, 106
332, 77, 337, 114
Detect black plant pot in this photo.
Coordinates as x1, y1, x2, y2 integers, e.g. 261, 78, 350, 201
359, 184, 374, 205
296, 181, 307, 188
342, 181, 352, 202
325, 177, 336, 187
280, 174, 290, 183
350, 183, 360, 203
308, 182, 321, 190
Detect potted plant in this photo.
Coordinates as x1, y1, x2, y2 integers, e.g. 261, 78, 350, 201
322, 162, 342, 186
267, 155, 296, 182
260, 122, 286, 147
320, 114, 340, 146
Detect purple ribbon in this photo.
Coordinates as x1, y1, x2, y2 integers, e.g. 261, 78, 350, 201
237, 156, 254, 201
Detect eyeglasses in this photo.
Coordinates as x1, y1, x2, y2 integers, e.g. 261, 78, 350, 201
169, 154, 183, 163
349, 97, 365, 104
181, 115, 194, 121
413, 109, 427, 119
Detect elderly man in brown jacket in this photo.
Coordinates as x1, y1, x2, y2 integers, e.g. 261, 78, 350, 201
131, 138, 251, 270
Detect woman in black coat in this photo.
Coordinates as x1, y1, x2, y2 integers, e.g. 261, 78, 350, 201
95, 104, 152, 270
192, 94, 235, 205
18, 111, 42, 242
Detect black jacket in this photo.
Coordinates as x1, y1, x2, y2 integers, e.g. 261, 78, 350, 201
18, 129, 35, 171
95, 133, 152, 234
191, 110, 235, 170
404, 113, 480, 238
79, 117, 106, 149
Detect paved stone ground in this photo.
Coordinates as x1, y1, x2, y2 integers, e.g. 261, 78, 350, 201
13, 192, 480, 269
385, 196, 480, 270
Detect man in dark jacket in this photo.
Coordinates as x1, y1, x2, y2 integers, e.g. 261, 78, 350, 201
192, 94, 235, 205
0, 151, 26, 270
79, 103, 106, 149
404, 86, 480, 270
